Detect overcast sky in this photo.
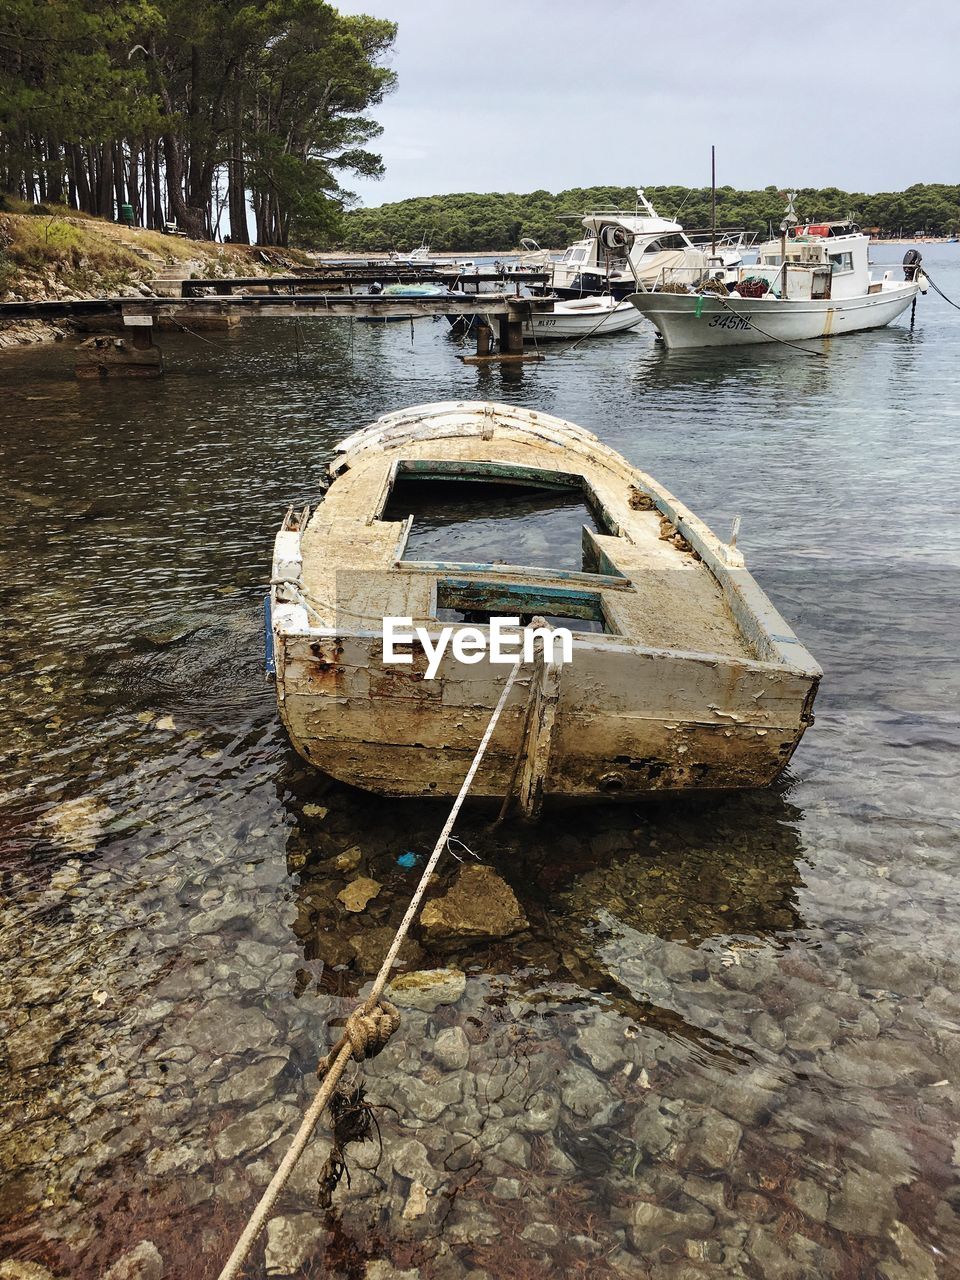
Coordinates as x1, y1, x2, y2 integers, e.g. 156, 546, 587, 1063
335, 0, 958, 207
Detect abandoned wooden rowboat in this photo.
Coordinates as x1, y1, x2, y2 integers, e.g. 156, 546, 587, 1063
269, 401, 820, 812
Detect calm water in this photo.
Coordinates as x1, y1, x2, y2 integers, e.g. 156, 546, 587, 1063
1, 246, 959, 1278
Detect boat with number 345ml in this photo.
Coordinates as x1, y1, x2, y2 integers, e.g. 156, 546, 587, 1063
627, 194, 927, 350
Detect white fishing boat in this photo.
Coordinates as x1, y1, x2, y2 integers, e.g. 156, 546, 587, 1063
387, 234, 436, 266
269, 402, 820, 813
487, 294, 644, 343
627, 198, 926, 350
540, 189, 749, 300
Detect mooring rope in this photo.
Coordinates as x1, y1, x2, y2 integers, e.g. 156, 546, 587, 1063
562, 295, 625, 353
216, 657, 523, 1280
922, 270, 960, 313
715, 294, 827, 357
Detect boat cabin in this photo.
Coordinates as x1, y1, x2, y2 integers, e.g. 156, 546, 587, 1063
748, 222, 872, 301
550, 190, 711, 294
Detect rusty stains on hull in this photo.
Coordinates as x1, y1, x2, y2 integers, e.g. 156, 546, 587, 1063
270, 401, 821, 805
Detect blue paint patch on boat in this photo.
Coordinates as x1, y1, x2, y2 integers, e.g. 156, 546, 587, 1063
263, 595, 276, 675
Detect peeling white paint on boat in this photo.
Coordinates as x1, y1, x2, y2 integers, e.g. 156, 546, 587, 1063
270, 402, 820, 806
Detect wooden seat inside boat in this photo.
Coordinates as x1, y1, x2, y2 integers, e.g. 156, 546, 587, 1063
300, 404, 758, 664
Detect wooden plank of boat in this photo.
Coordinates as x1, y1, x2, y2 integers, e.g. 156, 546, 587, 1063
270, 401, 820, 805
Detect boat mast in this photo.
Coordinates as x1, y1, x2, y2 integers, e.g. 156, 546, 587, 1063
779, 191, 798, 298
711, 145, 716, 258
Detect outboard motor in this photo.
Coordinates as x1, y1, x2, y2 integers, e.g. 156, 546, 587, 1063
903, 248, 923, 281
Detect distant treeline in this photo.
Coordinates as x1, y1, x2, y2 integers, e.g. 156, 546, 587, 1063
0, 1, 395, 246
342, 184, 960, 252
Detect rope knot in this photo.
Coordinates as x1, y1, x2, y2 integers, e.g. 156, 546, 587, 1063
317, 1000, 401, 1077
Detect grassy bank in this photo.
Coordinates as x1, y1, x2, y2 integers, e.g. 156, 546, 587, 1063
0, 201, 312, 345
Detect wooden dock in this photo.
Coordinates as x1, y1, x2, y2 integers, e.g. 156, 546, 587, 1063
179, 270, 550, 296
0, 292, 552, 322
0, 288, 556, 375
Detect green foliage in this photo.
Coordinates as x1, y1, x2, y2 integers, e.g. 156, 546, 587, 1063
342, 184, 960, 251
0, 0, 396, 246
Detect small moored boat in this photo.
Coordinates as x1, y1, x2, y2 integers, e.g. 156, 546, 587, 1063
269, 402, 820, 811
495, 294, 645, 343
361, 280, 452, 322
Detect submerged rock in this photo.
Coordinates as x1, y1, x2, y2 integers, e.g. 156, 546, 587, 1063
42, 795, 113, 854
685, 1110, 743, 1171
333, 845, 362, 872
213, 1101, 298, 1161
338, 876, 382, 913
401, 1180, 429, 1220
432, 1025, 470, 1071
217, 1053, 290, 1104
419, 865, 528, 944
100, 1241, 164, 1280
827, 1168, 898, 1237
349, 927, 422, 975
575, 1011, 628, 1074
0, 1264, 59, 1280
790, 1178, 828, 1223
389, 1136, 443, 1189
364, 1262, 420, 1280
386, 968, 466, 1011
625, 1200, 714, 1250
264, 1214, 328, 1276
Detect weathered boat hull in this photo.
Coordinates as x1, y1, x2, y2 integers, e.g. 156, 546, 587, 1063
627, 285, 918, 349
271, 401, 821, 808
274, 629, 818, 802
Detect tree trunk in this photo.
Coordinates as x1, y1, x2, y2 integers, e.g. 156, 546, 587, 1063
128, 144, 141, 225
69, 145, 91, 214
113, 142, 126, 218
227, 86, 249, 243
88, 144, 101, 215
162, 132, 204, 238
35, 138, 47, 201
153, 145, 164, 227
46, 139, 63, 203
144, 141, 154, 228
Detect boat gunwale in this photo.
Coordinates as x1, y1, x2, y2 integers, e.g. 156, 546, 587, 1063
271, 614, 812, 684
286, 402, 821, 680
627, 282, 918, 316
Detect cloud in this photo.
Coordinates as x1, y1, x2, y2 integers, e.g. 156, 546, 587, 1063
336, 0, 960, 204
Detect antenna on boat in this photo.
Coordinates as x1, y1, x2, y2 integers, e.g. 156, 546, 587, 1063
779, 191, 799, 287
636, 188, 657, 218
